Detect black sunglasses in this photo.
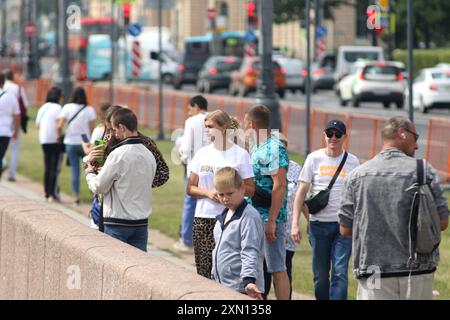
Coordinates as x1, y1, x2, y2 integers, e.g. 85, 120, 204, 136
325, 131, 344, 139
405, 128, 419, 142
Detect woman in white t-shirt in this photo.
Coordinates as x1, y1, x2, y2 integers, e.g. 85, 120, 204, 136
187, 110, 255, 279
36, 87, 63, 202
57, 87, 97, 206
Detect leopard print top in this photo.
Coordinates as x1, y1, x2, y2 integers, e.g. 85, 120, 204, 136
101, 129, 170, 188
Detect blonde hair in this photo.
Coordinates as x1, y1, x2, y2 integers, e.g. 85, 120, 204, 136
213, 167, 243, 190
205, 110, 240, 130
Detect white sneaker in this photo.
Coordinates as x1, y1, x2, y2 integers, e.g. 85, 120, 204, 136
173, 239, 194, 253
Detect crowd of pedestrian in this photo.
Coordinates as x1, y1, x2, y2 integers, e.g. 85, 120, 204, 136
1, 76, 449, 301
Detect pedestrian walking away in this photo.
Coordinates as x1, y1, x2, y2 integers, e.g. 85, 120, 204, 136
339, 116, 449, 300
57, 87, 97, 206
35, 86, 63, 202
0, 73, 20, 181
1, 69, 29, 182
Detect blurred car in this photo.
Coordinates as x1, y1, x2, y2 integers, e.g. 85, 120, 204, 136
405, 67, 450, 113
337, 61, 405, 108
389, 61, 408, 80
229, 56, 287, 98
196, 56, 242, 93
310, 53, 336, 92
275, 57, 305, 94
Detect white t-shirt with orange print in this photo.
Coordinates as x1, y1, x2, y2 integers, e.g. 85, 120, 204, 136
299, 149, 360, 222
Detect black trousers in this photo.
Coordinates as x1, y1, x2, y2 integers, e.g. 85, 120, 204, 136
0, 137, 10, 179
42, 143, 61, 198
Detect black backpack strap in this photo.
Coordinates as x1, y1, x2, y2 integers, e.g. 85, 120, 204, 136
327, 151, 348, 190
417, 159, 425, 186
68, 105, 87, 125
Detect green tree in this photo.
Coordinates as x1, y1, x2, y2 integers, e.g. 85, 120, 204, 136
394, 0, 450, 48
273, 0, 355, 24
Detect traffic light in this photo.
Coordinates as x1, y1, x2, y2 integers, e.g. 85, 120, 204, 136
122, 3, 131, 26
246, 1, 257, 28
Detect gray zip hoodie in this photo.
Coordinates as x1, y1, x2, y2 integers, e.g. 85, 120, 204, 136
211, 200, 265, 294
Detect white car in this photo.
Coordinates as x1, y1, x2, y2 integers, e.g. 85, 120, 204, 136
406, 68, 450, 113
337, 61, 405, 109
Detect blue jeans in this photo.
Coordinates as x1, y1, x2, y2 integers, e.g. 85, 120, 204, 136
65, 144, 85, 196
104, 225, 148, 252
180, 176, 197, 246
309, 221, 352, 300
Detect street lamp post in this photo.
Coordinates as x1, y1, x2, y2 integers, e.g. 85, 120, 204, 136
304, 0, 312, 157
1, 0, 6, 58
407, 0, 414, 123
57, 0, 72, 103
157, 0, 165, 140
255, 0, 281, 130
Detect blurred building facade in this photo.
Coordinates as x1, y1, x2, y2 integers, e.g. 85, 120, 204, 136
86, 0, 366, 58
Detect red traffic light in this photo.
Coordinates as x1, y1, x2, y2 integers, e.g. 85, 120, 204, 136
122, 3, 131, 18
246, 1, 256, 17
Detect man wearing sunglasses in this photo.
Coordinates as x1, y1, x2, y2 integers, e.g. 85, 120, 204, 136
291, 119, 360, 300
338, 116, 449, 300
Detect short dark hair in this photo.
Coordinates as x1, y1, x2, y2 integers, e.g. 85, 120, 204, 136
0, 73, 5, 86
112, 108, 137, 132
45, 87, 62, 103
246, 105, 271, 129
70, 87, 88, 105
189, 95, 208, 110
3, 69, 13, 81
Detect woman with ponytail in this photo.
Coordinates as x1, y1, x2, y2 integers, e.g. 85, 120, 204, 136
187, 110, 255, 278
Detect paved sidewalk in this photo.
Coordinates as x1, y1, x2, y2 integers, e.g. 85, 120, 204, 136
0, 174, 314, 300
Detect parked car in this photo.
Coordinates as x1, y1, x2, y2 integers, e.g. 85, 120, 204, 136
337, 61, 405, 108
274, 57, 304, 94
196, 56, 242, 93
229, 56, 287, 98
405, 67, 450, 113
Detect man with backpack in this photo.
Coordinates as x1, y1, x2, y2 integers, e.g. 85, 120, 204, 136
338, 116, 449, 300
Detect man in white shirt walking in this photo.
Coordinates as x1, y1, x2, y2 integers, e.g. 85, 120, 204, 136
85, 108, 156, 251
2, 69, 29, 182
174, 95, 210, 252
0, 73, 20, 180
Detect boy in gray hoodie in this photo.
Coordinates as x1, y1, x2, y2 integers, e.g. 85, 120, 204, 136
211, 167, 265, 300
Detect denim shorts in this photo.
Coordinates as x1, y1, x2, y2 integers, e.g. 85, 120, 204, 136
264, 221, 287, 273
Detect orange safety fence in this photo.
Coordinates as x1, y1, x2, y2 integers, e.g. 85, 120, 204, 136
426, 118, 450, 183
21, 78, 450, 182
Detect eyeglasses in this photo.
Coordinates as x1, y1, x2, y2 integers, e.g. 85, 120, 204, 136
325, 131, 343, 139
405, 128, 419, 142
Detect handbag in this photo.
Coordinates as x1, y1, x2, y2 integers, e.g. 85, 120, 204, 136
90, 194, 104, 232
305, 152, 348, 214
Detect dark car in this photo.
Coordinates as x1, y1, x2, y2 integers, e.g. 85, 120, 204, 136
311, 53, 336, 92
196, 56, 242, 93
173, 41, 210, 90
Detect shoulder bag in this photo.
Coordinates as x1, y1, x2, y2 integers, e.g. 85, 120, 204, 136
304, 151, 348, 214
